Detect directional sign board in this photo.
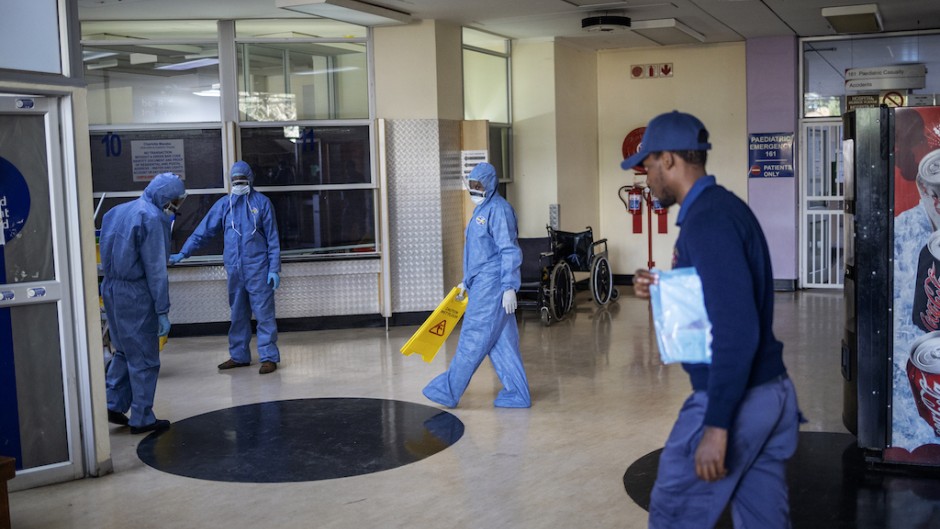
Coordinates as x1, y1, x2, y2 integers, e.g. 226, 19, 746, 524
748, 133, 794, 178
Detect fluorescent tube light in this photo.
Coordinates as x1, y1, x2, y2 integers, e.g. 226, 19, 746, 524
276, 0, 411, 26
155, 58, 219, 71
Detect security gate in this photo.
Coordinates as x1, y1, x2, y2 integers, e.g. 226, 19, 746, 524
800, 119, 845, 288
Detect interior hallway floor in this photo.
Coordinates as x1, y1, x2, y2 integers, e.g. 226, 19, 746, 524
10, 288, 933, 529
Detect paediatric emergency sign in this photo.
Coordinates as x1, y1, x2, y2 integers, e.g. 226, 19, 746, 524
748, 133, 794, 178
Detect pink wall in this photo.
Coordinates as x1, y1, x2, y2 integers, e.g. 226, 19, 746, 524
746, 36, 799, 287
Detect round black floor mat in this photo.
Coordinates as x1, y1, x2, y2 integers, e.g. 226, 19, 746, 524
624, 431, 940, 528
137, 398, 464, 483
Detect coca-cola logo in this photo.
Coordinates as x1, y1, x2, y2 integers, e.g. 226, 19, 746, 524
921, 263, 940, 331
918, 373, 940, 435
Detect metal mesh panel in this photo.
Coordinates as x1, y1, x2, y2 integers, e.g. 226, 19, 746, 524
386, 119, 445, 312
168, 260, 381, 323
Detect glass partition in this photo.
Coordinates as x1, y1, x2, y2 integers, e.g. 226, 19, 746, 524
84, 18, 376, 259
239, 125, 370, 186
803, 32, 940, 118
89, 128, 225, 191
237, 42, 368, 121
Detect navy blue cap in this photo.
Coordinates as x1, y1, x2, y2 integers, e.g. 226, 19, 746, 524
620, 111, 712, 170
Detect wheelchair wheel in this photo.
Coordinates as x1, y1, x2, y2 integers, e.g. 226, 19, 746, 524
590, 255, 614, 305
549, 261, 575, 321
540, 306, 552, 326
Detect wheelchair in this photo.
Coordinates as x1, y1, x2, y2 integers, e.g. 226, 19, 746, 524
550, 226, 618, 307
517, 226, 617, 326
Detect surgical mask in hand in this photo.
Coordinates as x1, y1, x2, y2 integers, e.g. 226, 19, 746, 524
469, 189, 485, 205
231, 184, 250, 196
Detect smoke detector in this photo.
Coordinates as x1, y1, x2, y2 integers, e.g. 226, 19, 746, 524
581, 15, 631, 32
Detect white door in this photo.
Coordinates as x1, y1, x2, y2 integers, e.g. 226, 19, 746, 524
800, 119, 846, 288
0, 95, 85, 488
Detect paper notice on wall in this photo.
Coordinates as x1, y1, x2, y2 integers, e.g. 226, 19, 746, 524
132, 139, 185, 182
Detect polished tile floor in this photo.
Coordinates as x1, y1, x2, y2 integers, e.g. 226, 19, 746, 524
8, 288, 884, 529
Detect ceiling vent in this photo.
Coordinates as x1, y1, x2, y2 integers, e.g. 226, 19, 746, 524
581, 15, 631, 32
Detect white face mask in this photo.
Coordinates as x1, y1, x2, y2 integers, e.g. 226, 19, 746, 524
231, 183, 250, 196
469, 188, 485, 205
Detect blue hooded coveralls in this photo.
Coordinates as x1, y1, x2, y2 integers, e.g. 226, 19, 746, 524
177, 164, 281, 364
422, 163, 531, 408
102, 173, 185, 428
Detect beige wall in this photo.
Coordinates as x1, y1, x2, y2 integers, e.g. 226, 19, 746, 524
434, 21, 463, 121
510, 40, 599, 239
597, 42, 748, 274
373, 19, 463, 120
509, 40, 558, 238
554, 41, 599, 234
373, 20, 440, 119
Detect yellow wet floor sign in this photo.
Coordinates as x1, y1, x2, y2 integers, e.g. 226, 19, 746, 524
400, 287, 468, 363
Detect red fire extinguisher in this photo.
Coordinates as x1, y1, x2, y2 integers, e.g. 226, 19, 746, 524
626, 185, 644, 234
651, 194, 668, 234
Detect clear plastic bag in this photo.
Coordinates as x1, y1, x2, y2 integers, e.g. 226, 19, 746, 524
649, 267, 713, 364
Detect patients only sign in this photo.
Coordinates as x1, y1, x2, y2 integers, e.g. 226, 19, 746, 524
748, 133, 794, 178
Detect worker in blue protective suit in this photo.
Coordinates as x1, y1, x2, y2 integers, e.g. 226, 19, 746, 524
423, 162, 531, 408
170, 161, 282, 374
102, 172, 186, 434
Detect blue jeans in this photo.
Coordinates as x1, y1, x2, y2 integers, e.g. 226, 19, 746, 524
649, 376, 800, 529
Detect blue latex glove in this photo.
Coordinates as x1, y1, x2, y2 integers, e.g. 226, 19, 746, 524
267, 272, 280, 290
157, 313, 171, 337
169, 253, 185, 265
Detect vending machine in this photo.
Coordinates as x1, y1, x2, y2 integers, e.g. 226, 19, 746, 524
843, 105, 940, 466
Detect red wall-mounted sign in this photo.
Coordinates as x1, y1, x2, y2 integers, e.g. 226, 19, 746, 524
622, 127, 646, 174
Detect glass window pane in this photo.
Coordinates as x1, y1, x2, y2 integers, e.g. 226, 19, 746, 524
463, 49, 509, 123
93, 194, 226, 255
1, 115, 55, 283
238, 42, 368, 121
97, 190, 376, 256
489, 124, 512, 182
84, 44, 221, 125
463, 27, 508, 54
82, 20, 218, 40
802, 34, 940, 118
236, 19, 366, 39
269, 190, 375, 253
239, 126, 371, 186
90, 129, 225, 192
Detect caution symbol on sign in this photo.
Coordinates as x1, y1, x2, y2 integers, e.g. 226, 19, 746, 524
429, 320, 447, 336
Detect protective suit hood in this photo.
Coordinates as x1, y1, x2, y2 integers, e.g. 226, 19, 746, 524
144, 173, 185, 209
468, 162, 498, 202
231, 160, 254, 185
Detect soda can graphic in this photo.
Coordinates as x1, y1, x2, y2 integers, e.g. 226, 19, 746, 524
916, 149, 940, 230
913, 230, 940, 332
907, 331, 940, 436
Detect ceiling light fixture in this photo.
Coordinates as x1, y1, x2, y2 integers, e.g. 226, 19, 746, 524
822, 3, 883, 34
631, 18, 705, 45
155, 58, 219, 71
82, 51, 118, 62
87, 59, 119, 70
276, 0, 411, 27
582, 14, 632, 32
